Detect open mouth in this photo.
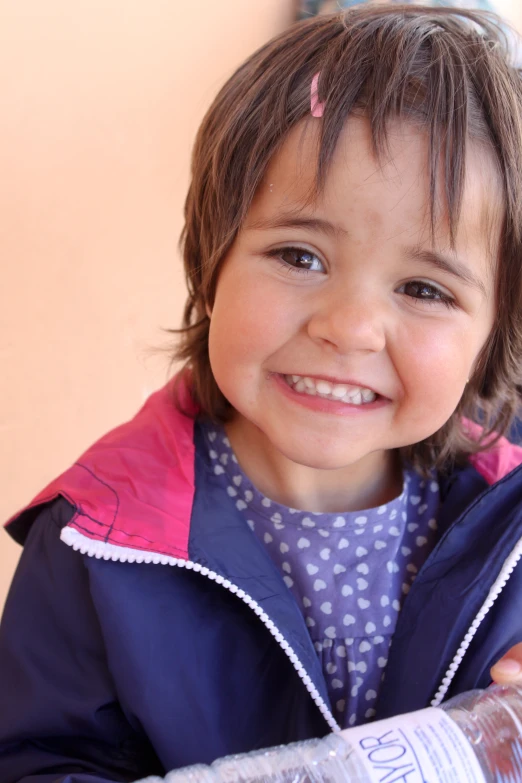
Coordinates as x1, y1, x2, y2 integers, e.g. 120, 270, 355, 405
282, 374, 379, 406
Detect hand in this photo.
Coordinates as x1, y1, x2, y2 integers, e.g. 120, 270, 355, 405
490, 643, 522, 685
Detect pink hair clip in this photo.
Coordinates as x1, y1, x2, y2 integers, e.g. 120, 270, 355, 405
310, 72, 325, 118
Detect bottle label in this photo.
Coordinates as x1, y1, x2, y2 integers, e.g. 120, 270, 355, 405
339, 706, 486, 782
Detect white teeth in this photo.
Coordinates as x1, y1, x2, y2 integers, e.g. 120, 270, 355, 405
284, 374, 377, 405
315, 380, 332, 395
331, 384, 348, 399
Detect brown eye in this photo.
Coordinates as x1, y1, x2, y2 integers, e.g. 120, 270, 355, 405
278, 248, 325, 273
398, 280, 457, 309
403, 281, 442, 300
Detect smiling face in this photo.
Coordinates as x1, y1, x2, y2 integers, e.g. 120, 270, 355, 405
206, 117, 498, 511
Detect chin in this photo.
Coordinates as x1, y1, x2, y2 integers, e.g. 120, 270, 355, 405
276, 441, 367, 472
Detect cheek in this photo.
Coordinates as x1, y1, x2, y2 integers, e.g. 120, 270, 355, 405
395, 321, 482, 424
209, 268, 296, 367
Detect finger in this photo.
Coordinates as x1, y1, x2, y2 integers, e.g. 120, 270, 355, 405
490, 658, 522, 684
490, 643, 522, 684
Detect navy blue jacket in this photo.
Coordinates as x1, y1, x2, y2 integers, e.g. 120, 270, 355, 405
2, 381, 522, 783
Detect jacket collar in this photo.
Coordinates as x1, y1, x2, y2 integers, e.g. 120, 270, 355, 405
6, 375, 197, 556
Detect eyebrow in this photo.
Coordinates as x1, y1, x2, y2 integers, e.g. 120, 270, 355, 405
405, 246, 488, 298
246, 214, 349, 239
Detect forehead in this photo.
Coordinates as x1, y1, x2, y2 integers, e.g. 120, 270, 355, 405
250, 116, 502, 285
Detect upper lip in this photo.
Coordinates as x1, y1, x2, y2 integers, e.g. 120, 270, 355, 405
282, 373, 385, 398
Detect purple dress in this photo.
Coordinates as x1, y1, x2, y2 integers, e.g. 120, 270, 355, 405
201, 422, 440, 728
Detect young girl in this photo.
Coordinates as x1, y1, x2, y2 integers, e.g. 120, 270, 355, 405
2, 5, 522, 782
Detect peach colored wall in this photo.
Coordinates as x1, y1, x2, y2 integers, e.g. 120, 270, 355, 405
1, 1, 521, 612
0, 0, 294, 609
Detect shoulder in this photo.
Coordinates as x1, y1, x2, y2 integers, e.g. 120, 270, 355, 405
6, 373, 200, 559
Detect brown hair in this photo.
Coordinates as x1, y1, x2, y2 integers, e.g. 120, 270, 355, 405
172, 4, 522, 472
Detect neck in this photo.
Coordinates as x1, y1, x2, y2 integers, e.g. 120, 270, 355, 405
224, 417, 403, 513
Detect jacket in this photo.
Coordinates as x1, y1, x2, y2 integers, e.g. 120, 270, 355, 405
2, 376, 522, 783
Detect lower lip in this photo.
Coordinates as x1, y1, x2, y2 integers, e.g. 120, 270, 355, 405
272, 374, 389, 416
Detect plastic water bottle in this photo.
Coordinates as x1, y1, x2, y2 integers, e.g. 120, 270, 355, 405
138, 683, 522, 782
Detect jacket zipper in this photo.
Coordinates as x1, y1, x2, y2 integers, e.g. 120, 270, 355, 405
60, 525, 340, 733
430, 534, 522, 707
61, 525, 522, 720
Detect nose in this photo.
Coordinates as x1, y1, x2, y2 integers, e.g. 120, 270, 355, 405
306, 284, 387, 355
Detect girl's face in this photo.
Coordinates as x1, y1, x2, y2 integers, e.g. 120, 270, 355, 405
207, 117, 498, 510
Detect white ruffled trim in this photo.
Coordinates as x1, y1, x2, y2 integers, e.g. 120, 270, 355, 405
60, 525, 339, 732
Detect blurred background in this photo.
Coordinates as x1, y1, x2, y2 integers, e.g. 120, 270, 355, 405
1, 0, 521, 610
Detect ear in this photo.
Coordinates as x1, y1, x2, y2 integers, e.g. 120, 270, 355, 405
205, 302, 212, 320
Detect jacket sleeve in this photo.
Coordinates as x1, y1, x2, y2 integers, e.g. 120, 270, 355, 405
0, 498, 163, 783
